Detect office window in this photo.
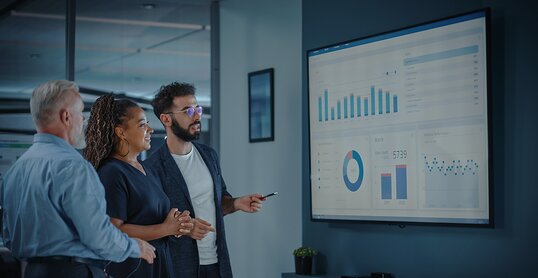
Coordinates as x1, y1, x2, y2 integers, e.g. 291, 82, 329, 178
0, 0, 66, 97
74, 0, 212, 144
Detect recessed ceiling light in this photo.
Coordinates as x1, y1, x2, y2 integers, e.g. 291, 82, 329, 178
141, 3, 156, 10
29, 54, 40, 59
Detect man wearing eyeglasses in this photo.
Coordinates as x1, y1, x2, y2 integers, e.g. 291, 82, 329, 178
143, 82, 264, 278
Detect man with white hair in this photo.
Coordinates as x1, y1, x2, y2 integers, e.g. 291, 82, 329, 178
0, 80, 156, 278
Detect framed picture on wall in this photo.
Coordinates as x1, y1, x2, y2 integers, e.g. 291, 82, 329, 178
249, 68, 274, 142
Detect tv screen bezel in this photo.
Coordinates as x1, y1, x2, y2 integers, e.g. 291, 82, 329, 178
306, 8, 493, 227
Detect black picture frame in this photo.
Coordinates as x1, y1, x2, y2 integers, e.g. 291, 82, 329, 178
249, 68, 274, 142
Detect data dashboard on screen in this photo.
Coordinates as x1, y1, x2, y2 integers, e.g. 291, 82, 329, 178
308, 10, 491, 225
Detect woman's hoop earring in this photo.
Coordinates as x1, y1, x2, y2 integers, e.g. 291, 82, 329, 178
119, 138, 130, 157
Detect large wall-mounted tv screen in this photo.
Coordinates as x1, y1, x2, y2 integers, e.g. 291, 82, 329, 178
308, 10, 491, 225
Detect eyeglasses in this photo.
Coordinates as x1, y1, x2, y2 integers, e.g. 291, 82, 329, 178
165, 105, 203, 118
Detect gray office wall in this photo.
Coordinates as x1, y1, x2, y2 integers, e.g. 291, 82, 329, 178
302, 0, 538, 277
219, 0, 302, 277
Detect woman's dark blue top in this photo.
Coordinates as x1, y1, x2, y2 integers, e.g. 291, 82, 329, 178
98, 158, 173, 278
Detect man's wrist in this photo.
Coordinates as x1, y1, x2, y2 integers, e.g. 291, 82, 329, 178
232, 197, 238, 212
222, 195, 237, 215
130, 238, 141, 258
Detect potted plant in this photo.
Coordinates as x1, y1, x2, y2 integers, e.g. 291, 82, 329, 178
293, 246, 317, 275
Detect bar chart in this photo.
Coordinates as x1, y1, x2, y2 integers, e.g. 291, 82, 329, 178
317, 86, 398, 122
380, 164, 408, 200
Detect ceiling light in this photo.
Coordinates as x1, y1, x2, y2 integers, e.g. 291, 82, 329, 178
141, 3, 156, 10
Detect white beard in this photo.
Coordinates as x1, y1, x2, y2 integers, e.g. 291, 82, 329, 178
72, 132, 87, 149
71, 125, 87, 149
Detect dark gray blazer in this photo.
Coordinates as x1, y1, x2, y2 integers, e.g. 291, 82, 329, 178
143, 141, 233, 278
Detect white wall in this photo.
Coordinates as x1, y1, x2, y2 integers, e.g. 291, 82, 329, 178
219, 0, 302, 277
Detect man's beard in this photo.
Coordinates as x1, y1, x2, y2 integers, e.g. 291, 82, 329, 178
171, 118, 200, 142
71, 128, 87, 149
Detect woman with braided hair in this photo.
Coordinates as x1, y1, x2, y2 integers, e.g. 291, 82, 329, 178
84, 95, 193, 278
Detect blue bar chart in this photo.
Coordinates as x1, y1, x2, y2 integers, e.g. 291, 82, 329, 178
396, 165, 407, 199
357, 96, 361, 117
324, 90, 329, 121
381, 173, 392, 200
344, 97, 348, 119
385, 92, 390, 114
378, 89, 383, 115
371, 87, 376, 115
380, 164, 408, 200
317, 87, 398, 122
318, 96, 322, 122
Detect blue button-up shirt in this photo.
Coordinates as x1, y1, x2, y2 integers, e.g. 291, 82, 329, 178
0, 133, 140, 261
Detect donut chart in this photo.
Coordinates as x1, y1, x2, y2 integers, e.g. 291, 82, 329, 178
342, 150, 364, 192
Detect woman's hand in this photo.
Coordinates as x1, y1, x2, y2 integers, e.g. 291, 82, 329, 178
173, 209, 194, 238
162, 208, 193, 237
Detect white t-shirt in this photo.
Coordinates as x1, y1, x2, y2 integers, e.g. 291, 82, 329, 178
171, 145, 218, 265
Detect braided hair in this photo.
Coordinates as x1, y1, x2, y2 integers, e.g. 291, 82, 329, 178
83, 94, 138, 169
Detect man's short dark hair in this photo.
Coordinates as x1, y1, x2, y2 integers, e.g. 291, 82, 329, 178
152, 82, 196, 119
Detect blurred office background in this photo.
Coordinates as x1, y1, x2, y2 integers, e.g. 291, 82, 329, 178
0, 0, 213, 145
0, 0, 301, 277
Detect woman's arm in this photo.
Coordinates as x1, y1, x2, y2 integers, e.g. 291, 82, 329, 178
110, 209, 193, 241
